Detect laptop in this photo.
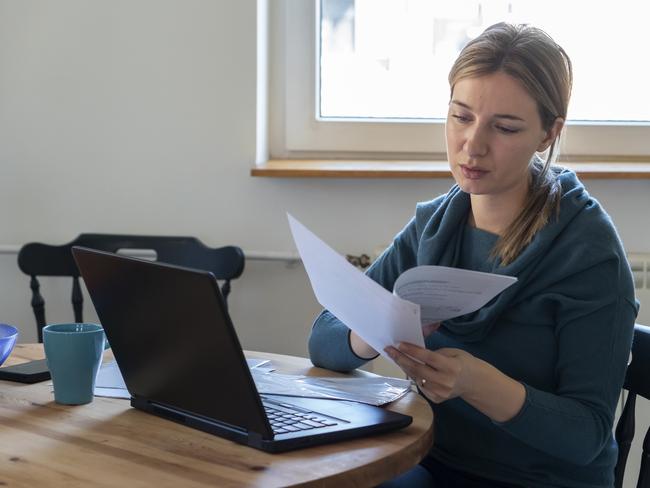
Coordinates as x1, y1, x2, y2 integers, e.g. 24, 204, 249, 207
72, 247, 412, 453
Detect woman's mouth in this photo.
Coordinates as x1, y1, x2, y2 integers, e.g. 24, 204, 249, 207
460, 165, 489, 180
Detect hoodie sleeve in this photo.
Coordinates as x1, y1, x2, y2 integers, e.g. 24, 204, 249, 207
495, 254, 637, 465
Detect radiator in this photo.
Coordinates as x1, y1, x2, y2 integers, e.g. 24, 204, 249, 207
629, 253, 650, 324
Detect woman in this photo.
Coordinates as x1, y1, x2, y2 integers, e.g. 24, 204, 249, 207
308, 23, 638, 488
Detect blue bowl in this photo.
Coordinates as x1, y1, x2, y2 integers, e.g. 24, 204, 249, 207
0, 324, 19, 367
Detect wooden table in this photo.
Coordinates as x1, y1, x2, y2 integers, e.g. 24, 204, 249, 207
0, 344, 434, 487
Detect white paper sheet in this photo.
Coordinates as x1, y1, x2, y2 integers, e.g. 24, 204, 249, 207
287, 214, 425, 360
93, 358, 274, 399
393, 265, 517, 324
251, 369, 412, 406
94, 360, 129, 399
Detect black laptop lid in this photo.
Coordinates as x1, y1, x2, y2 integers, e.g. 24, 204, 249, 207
72, 246, 272, 437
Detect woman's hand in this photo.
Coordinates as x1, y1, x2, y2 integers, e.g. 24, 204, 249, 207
349, 331, 379, 359
385, 342, 476, 403
350, 322, 440, 360
422, 322, 441, 338
385, 342, 526, 422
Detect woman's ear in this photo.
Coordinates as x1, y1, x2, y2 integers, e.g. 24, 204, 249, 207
537, 117, 565, 152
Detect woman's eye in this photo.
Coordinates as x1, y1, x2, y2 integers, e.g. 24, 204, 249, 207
495, 125, 519, 134
452, 114, 471, 123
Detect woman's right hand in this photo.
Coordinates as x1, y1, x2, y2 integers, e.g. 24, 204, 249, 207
349, 330, 379, 359
422, 322, 441, 338
350, 322, 441, 359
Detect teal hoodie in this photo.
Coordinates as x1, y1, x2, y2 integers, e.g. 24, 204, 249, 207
309, 168, 638, 488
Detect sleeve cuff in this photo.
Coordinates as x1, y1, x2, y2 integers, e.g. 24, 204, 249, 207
492, 382, 531, 428
347, 329, 380, 361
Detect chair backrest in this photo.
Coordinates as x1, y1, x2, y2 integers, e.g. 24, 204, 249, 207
614, 323, 650, 488
17, 233, 245, 342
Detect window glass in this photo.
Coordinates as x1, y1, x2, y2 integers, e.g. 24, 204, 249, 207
320, 0, 650, 123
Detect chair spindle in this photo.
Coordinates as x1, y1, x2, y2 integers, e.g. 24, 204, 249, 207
72, 276, 84, 323
29, 276, 46, 343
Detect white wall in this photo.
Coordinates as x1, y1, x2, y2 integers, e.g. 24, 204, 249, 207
0, 1, 649, 357
0, 0, 450, 360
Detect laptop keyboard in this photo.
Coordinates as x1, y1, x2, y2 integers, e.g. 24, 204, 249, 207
262, 400, 339, 435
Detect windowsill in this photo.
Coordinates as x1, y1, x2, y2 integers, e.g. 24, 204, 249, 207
251, 159, 650, 179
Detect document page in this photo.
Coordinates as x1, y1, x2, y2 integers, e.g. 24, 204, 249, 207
393, 265, 517, 324
94, 360, 130, 399
288, 214, 424, 361
251, 369, 412, 406
93, 358, 275, 399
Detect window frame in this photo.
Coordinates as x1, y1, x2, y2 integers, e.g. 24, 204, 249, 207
269, 0, 650, 161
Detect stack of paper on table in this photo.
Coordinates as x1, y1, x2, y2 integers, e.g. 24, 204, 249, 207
94, 358, 409, 406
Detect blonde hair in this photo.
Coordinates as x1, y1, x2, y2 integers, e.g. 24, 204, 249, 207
448, 23, 573, 265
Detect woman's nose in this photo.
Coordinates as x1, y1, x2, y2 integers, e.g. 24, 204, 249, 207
465, 127, 489, 158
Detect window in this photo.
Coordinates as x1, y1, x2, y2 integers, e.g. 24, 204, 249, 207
273, 0, 650, 159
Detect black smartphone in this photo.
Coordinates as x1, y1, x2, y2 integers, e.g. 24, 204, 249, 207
0, 359, 51, 383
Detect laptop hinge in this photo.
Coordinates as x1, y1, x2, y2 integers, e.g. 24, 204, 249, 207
135, 398, 251, 437
247, 431, 267, 448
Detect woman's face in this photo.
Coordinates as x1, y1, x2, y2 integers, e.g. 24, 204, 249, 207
445, 71, 556, 198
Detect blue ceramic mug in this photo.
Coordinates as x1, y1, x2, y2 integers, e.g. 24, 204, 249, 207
43, 323, 106, 405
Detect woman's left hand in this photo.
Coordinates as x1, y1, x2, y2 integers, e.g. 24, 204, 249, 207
385, 342, 477, 404
386, 342, 527, 422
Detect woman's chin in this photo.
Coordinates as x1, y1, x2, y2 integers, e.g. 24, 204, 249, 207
456, 179, 490, 195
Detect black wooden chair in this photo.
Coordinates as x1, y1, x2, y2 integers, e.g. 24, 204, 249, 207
615, 323, 650, 488
17, 234, 245, 342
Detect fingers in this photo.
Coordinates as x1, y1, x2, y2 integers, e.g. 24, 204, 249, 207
394, 342, 448, 370
385, 343, 437, 385
385, 344, 448, 403
435, 347, 460, 358
385, 346, 422, 373
385, 344, 469, 405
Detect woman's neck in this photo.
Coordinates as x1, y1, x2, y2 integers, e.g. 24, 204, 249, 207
468, 185, 529, 236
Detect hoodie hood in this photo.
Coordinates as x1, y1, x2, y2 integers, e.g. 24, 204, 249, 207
414, 167, 633, 342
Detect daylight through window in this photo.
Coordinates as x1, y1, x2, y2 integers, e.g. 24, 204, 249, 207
320, 0, 650, 123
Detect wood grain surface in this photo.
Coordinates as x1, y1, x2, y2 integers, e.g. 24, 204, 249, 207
0, 344, 434, 487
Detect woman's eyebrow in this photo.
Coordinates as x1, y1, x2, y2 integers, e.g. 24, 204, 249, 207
450, 100, 525, 122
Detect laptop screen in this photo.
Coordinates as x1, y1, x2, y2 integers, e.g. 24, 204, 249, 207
73, 247, 272, 436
